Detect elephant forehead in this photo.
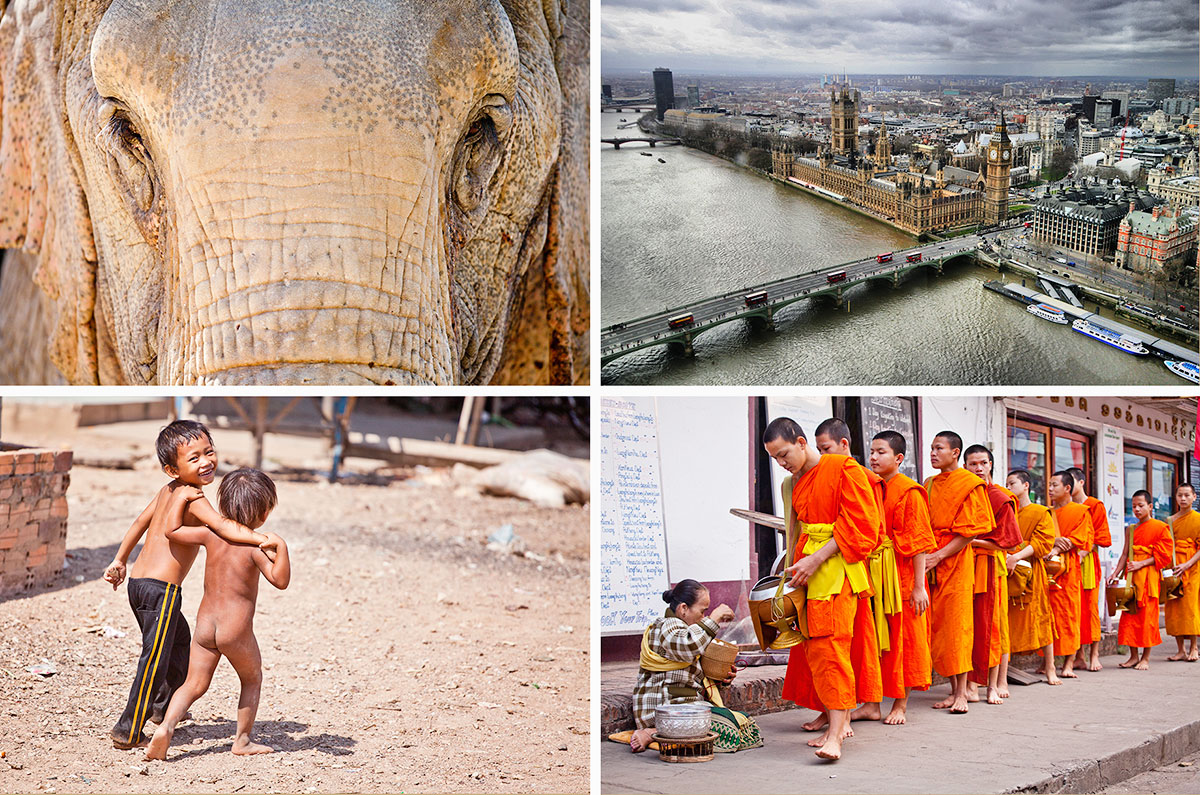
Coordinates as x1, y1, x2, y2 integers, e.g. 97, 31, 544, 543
91, 0, 518, 136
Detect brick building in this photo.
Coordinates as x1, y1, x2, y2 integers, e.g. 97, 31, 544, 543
1033, 184, 1159, 258
1115, 204, 1198, 272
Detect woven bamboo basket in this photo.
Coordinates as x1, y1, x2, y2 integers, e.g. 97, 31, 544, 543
700, 639, 739, 681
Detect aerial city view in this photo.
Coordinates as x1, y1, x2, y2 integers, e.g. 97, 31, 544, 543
600, 0, 1200, 385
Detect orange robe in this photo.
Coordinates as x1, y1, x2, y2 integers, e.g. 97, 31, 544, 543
882, 474, 936, 694
853, 466, 890, 701
1117, 518, 1173, 648
1008, 503, 1058, 653
1166, 511, 1200, 637
925, 468, 992, 678
1080, 496, 1111, 645
982, 485, 1021, 675
781, 455, 882, 712
1050, 503, 1093, 657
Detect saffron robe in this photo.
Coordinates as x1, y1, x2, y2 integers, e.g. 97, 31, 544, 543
1008, 503, 1058, 653
1165, 510, 1200, 637
925, 468, 991, 678
1080, 496, 1111, 645
781, 454, 882, 712
881, 473, 936, 694
1050, 502, 1093, 658
980, 484, 1021, 679
1117, 518, 1173, 648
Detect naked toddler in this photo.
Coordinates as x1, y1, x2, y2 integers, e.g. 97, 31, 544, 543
146, 468, 291, 759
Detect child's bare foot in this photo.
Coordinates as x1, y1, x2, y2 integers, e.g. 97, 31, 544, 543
965, 682, 980, 702
849, 703, 881, 722
807, 729, 830, 748
815, 734, 842, 760
144, 727, 172, 760
231, 737, 273, 755
931, 694, 955, 709
1188, 650, 1199, 662
949, 695, 969, 714
629, 728, 655, 753
111, 730, 150, 750
1133, 659, 1149, 671
802, 712, 828, 732
883, 702, 907, 725
1059, 664, 1078, 678
1045, 670, 1062, 686
1118, 654, 1139, 669
986, 687, 1003, 705
1168, 652, 1187, 661
997, 685, 1010, 699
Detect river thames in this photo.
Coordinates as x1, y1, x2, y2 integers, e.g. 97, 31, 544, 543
599, 113, 1183, 386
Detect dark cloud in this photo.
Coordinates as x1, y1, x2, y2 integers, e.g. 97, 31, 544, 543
601, 0, 1200, 76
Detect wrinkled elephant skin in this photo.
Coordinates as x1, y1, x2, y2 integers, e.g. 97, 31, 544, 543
0, 0, 589, 384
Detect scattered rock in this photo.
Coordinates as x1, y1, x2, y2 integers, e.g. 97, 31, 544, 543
26, 659, 57, 677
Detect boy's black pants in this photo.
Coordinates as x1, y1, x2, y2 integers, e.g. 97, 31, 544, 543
110, 578, 190, 745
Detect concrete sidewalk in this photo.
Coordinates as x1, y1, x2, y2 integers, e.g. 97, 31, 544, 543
600, 638, 1200, 794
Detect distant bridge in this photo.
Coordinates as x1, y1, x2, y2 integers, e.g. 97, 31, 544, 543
600, 136, 681, 149
600, 99, 656, 112
600, 239, 986, 365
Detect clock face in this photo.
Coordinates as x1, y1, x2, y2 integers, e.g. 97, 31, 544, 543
990, 149, 998, 160
1002, 150, 1010, 161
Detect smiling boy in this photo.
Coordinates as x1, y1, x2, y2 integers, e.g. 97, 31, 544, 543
102, 420, 275, 749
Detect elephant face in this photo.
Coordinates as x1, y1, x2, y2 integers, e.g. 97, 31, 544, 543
0, 0, 588, 384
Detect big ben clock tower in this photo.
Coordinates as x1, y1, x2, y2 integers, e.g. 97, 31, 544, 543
983, 112, 1012, 226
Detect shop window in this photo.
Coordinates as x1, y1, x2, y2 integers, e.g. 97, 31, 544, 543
1123, 444, 1179, 525
1008, 417, 1093, 506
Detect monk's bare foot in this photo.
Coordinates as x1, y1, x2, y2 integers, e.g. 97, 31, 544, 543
1045, 671, 1062, 686
231, 737, 273, 755
840, 725, 854, 740
1118, 655, 1138, 669
950, 695, 969, 714
807, 729, 830, 748
1133, 658, 1149, 670
815, 735, 842, 761
986, 687, 1003, 705
629, 728, 655, 753
1188, 650, 1199, 662
883, 703, 907, 725
1060, 666, 1078, 678
849, 703, 881, 722
1072, 652, 1086, 669
1087, 660, 1102, 672
144, 727, 172, 761
1168, 652, 1187, 661
802, 712, 829, 732
965, 682, 981, 703
931, 695, 955, 709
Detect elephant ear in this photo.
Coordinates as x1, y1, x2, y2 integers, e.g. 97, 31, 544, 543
492, 0, 589, 385
0, 0, 99, 383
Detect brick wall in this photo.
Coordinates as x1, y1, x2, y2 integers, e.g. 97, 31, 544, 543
0, 445, 72, 595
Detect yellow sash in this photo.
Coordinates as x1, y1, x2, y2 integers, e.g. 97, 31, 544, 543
1081, 549, 1098, 590
1177, 537, 1197, 583
639, 625, 726, 708
802, 521, 872, 600
867, 538, 903, 653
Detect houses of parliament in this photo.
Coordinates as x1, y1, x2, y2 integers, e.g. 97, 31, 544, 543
772, 86, 1012, 236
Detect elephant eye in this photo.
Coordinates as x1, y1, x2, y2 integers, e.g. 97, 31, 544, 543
452, 94, 512, 215
97, 100, 161, 224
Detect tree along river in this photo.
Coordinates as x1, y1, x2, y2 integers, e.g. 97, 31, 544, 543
599, 113, 1182, 386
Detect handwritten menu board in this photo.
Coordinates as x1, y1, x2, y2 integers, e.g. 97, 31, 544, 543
858, 396, 919, 481
600, 397, 670, 635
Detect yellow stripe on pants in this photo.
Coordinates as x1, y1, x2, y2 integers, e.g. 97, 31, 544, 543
129, 583, 176, 743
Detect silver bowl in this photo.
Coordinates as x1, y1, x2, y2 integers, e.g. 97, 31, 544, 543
655, 702, 712, 739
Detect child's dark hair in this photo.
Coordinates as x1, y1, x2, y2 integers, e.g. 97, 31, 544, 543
156, 420, 214, 468
218, 469, 278, 527
662, 579, 707, 612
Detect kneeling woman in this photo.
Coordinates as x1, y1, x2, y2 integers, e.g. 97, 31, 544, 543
630, 579, 760, 753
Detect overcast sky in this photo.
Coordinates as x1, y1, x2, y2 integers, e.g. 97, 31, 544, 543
601, 0, 1200, 78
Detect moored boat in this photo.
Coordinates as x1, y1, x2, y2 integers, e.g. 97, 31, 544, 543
1070, 319, 1149, 355
1165, 360, 1200, 384
1027, 302, 1068, 324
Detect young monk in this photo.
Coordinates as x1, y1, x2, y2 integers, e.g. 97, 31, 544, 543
962, 445, 1022, 704
1110, 490, 1173, 670
923, 431, 992, 715
146, 469, 289, 759
1067, 467, 1111, 672
813, 419, 892, 728
102, 421, 276, 750
1047, 471, 1093, 679
764, 417, 881, 760
627, 579, 737, 753
857, 430, 935, 725
1166, 483, 1200, 662
1003, 470, 1061, 686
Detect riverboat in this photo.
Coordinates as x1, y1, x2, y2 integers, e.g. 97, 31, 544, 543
1070, 319, 1149, 355
1027, 303, 1068, 324
1165, 360, 1200, 384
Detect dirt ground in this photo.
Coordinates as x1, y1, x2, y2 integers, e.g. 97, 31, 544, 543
0, 462, 589, 793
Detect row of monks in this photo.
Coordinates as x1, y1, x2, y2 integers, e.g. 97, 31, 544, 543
760, 417, 1200, 761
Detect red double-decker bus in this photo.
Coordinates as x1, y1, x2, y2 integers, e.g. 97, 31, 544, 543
826, 271, 848, 284
906, 252, 922, 263
876, 252, 894, 263
667, 313, 695, 330
744, 291, 768, 307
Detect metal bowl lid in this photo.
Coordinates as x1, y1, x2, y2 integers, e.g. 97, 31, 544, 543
749, 575, 797, 600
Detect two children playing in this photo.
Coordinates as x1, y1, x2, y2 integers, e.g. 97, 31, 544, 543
103, 420, 290, 759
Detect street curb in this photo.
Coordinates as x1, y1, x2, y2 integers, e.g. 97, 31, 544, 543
1004, 718, 1200, 793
